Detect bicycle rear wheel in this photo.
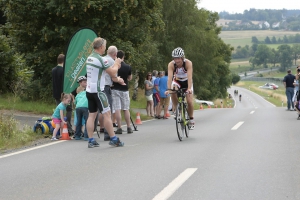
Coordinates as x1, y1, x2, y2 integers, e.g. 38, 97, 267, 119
175, 104, 185, 141
183, 103, 190, 138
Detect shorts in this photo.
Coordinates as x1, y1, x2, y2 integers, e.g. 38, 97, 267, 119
52, 118, 62, 124
172, 80, 193, 94
112, 90, 130, 111
146, 94, 153, 101
153, 93, 160, 104
86, 91, 110, 114
160, 97, 170, 108
104, 85, 113, 113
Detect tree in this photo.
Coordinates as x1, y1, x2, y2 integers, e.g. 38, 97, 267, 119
264, 36, 271, 44
292, 44, 300, 66
231, 73, 241, 84
252, 36, 259, 43
271, 36, 277, 44
0, 34, 17, 93
269, 48, 279, 67
277, 44, 293, 71
250, 44, 271, 68
1, 0, 164, 100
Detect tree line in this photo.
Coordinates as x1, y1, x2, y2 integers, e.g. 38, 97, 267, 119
233, 42, 300, 71
0, 0, 234, 102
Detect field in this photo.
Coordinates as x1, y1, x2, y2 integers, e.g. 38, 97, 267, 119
217, 28, 300, 72
219, 30, 300, 49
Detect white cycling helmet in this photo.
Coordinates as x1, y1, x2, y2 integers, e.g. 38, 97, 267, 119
77, 76, 87, 83
172, 47, 184, 58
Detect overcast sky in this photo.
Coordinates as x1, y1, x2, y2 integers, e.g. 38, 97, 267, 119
198, 0, 299, 14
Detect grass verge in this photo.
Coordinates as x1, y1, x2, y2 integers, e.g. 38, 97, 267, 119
0, 113, 44, 152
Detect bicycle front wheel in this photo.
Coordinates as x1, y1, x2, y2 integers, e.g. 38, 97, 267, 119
183, 103, 190, 138
175, 104, 184, 141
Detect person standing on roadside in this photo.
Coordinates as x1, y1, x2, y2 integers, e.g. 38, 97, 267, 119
152, 70, 158, 116
283, 69, 296, 111
157, 70, 170, 119
52, 54, 74, 134
85, 37, 125, 148
98, 45, 118, 141
112, 50, 133, 134
52, 54, 65, 105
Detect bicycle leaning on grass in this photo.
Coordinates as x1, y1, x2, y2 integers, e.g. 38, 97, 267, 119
168, 88, 190, 141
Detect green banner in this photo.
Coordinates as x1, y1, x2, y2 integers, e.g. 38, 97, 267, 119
63, 28, 97, 93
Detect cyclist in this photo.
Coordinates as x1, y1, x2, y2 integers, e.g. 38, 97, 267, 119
239, 94, 242, 102
165, 47, 194, 129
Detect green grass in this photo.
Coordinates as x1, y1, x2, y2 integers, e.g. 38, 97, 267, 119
0, 113, 44, 152
0, 94, 56, 115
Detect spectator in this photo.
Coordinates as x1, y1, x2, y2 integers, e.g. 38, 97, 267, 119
52, 54, 64, 105
74, 90, 89, 140
51, 94, 71, 141
98, 45, 118, 141
71, 76, 87, 134
112, 50, 133, 134
154, 71, 162, 118
144, 72, 154, 117
293, 66, 300, 110
85, 37, 125, 148
52, 53, 73, 134
157, 70, 170, 119
152, 70, 158, 116
283, 69, 295, 111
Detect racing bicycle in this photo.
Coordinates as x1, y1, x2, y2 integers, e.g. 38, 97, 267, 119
168, 88, 190, 141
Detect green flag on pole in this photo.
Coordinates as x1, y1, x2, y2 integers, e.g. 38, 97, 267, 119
63, 28, 97, 93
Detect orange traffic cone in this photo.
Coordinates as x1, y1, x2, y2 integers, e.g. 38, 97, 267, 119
208, 104, 211, 109
60, 123, 71, 140
135, 112, 142, 125
199, 104, 203, 110
165, 111, 171, 118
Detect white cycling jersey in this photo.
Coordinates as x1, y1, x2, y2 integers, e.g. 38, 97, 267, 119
173, 59, 188, 81
86, 52, 110, 93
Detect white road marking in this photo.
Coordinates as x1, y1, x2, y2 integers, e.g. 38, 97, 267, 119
0, 140, 66, 159
250, 111, 255, 114
152, 168, 197, 200
231, 121, 244, 130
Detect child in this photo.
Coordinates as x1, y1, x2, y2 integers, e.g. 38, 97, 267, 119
51, 94, 71, 140
74, 90, 89, 140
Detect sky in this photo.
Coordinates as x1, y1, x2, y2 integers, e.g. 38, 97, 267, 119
198, 0, 299, 14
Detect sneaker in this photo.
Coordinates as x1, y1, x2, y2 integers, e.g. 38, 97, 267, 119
109, 138, 124, 147
127, 127, 133, 134
51, 137, 58, 141
113, 123, 118, 127
84, 137, 89, 141
88, 140, 100, 148
189, 119, 195, 130
74, 136, 82, 140
115, 128, 123, 134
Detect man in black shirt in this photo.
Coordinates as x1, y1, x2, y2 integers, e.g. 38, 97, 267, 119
283, 69, 296, 111
52, 54, 65, 105
111, 50, 133, 134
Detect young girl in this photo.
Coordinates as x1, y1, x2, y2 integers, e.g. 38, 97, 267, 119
51, 94, 71, 140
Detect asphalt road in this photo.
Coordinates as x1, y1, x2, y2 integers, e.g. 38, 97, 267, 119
1, 86, 300, 200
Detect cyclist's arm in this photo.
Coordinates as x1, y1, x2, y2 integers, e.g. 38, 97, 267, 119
167, 62, 174, 89
185, 60, 193, 90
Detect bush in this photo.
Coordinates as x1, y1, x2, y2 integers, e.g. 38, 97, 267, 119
0, 113, 42, 151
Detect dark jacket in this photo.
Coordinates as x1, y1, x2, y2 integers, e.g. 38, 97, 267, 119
52, 65, 64, 99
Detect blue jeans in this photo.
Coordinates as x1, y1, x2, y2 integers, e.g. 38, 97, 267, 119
75, 107, 89, 138
286, 87, 294, 109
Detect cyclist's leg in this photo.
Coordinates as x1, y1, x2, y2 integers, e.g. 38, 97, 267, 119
186, 93, 194, 118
